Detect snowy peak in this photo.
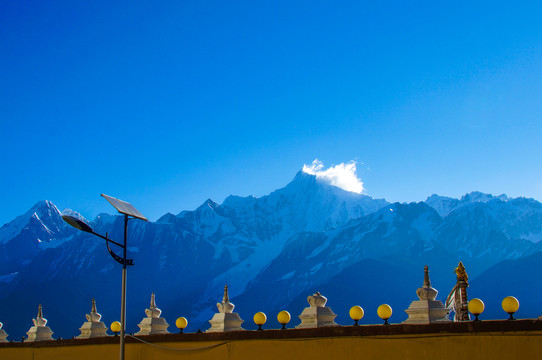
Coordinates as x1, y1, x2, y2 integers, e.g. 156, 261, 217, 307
289, 170, 319, 188
460, 191, 509, 204
28, 200, 62, 221
90, 213, 120, 234
276, 170, 385, 205
261, 171, 388, 231
362, 201, 440, 234
425, 195, 460, 217
206, 171, 389, 235
426, 192, 510, 217
156, 212, 177, 223
174, 198, 230, 238
263, 171, 319, 200
197, 198, 220, 212
176, 199, 220, 218
283, 170, 361, 197
0, 200, 65, 244
192, 199, 222, 221
301, 159, 364, 194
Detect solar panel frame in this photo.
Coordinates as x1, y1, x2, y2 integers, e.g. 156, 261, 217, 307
101, 194, 148, 221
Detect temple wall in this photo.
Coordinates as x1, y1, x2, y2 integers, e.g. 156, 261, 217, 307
1, 321, 541, 360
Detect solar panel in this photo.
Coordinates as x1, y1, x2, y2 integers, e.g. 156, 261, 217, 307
101, 194, 148, 221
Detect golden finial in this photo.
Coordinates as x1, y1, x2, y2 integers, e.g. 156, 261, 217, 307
455, 261, 468, 282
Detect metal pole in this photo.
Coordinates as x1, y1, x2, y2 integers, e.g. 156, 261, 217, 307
119, 214, 128, 360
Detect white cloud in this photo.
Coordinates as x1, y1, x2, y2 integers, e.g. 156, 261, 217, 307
302, 159, 364, 194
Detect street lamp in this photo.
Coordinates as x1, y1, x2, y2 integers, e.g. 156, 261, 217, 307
468, 298, 485, 321
175, 317, 188, 333
502, 296, 520, 320
349, 305, 364, 326
377, 304, 392, 325
277, 310, 291, 330
253, 312, 267, 331
62, 194, 147, 360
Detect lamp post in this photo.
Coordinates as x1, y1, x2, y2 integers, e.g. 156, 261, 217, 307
253, 312, 267, 331
277, 310, 291, 330
377, 304, 392, 325
62, 194, 147, 360
502, 296, 520, 320
349, 305, 364, 326
175, 317, 188, 333
468, 298, 485, 321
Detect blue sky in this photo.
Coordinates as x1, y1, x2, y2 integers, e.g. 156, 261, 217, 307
1, 1, 542, 225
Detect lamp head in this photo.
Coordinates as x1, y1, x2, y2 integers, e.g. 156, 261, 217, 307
62, 215, 94, 233
502, 296, 519, 320
377, 304, 392, 325
253, 312, 267, 326
175, 317, 188, 332
349, 306, 364, 324
468, 298, 485, 315
468, 298, 485, 321
277, 310, 291, 329
110, 321, 121, 334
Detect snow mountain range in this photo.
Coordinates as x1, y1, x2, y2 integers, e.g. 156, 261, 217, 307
0, 170, 541, 339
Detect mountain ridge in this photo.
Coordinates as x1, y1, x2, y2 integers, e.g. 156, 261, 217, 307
0, 171, 541, 339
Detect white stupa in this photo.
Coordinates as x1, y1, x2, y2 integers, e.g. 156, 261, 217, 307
207, 285, 244, 332
26, 305, 54, 342
403, 265, 451, 324
296, 292, 338, 329
77, 299, 109, 339
135, 293, 170, 335
0, 321, 8, 342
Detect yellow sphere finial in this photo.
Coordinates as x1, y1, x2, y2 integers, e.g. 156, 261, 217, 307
502, 296, 520, 320
110, 321, 121, 335
277, 310, 291, 330
175, 317, 188, 333
253, 312, 267, 330
468, 298, 485, 321
377, 304, 392, 325
349, 306, 364, 326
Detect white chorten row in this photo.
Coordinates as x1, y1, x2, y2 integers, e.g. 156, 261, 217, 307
0, 266, 457, 341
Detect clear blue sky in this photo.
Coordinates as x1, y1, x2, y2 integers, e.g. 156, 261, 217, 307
1, 1, 542, 225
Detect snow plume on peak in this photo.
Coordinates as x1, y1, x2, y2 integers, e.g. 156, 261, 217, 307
302, 159, 364, 194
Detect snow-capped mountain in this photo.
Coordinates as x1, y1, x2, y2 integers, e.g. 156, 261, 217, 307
0, 170, 541, 340
217, 171, 389, 233
0, 200, 70, 245
0, 200, 76, 275
157, 171, 390, 324
425, 191, 510, 218
231, 197, 542, 325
